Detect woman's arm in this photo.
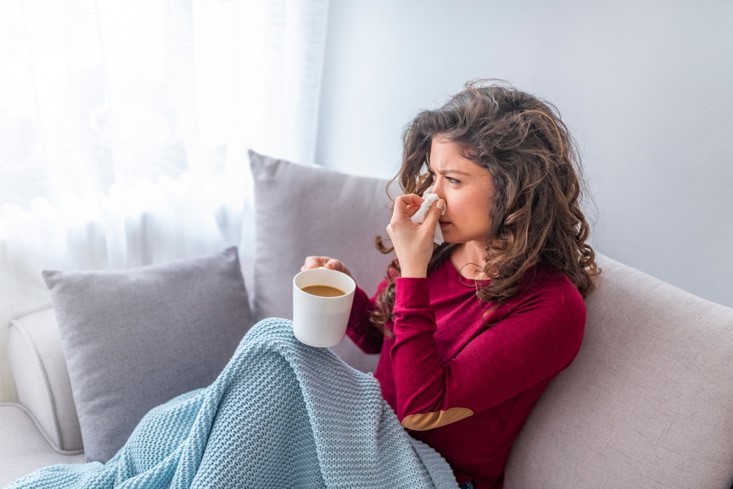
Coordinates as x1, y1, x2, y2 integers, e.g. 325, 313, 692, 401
345, 286, 384, 354
390, 274, 586, 431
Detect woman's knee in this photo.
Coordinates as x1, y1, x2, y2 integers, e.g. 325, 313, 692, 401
243, 317, 298, 347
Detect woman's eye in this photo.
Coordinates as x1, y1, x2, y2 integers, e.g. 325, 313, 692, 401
446, 177, 460, 184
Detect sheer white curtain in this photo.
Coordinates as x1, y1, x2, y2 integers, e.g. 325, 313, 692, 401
0, 0, 329, 400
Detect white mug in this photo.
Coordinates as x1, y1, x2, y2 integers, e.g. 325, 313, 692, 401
292, 268, 356, 347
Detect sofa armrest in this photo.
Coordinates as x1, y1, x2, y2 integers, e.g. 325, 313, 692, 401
8, 308, 82, 452
0, 403, 84, 486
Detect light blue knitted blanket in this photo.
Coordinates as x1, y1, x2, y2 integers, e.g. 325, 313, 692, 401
7, 318, 458, 489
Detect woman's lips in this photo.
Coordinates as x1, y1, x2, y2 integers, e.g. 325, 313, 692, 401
439, 221, 450, 229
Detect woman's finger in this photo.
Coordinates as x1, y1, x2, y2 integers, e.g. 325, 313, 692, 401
393, 194, 423, 219
301, 256, 328, 270
421, 198, 445, 230
325, 259, 352, 277
301, 256, 352, 277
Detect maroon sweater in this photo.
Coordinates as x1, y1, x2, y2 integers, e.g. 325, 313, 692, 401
347, 258, 586, 489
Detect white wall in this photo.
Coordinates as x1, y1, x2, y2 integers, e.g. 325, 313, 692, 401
316, 0, 733, 308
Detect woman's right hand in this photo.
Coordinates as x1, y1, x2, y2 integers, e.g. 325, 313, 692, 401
301, 256, 353, 277
386, 193, 444, 278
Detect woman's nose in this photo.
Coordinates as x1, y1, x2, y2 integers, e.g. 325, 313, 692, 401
431, 177, 446, 200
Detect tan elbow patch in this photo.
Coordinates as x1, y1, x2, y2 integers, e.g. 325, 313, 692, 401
401, 407, 474, 431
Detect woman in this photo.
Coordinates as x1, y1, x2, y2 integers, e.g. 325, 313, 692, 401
10, 81, 598, 489
303, 80, 600, 488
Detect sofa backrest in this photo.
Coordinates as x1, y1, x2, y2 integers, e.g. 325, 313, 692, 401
505, 254, 733, 488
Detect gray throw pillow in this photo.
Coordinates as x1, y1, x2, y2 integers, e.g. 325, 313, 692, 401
249, 150, 394, 372
42, 247, 252, 462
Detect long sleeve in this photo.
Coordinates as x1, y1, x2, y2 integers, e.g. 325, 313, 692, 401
389, 271, 586, 431
345, 280, 387, 354
365, 261, 588, 488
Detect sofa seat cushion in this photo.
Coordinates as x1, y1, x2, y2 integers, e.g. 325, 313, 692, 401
0, 403, 84, 487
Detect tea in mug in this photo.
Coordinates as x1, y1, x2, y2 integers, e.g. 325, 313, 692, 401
300, 284, 345, 297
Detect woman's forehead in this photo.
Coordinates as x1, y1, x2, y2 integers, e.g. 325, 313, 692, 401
428, 138, 487, 174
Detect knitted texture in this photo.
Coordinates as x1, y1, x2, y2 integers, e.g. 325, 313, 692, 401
7, 318, 458, 488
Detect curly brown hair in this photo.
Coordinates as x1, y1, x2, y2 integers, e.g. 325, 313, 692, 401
371, 80, 600, 330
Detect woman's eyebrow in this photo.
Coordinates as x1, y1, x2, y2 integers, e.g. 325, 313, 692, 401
438, 168, 471, 176
426, 157, 471, 176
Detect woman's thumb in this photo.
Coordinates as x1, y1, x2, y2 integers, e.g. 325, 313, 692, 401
423, 199, 445, 228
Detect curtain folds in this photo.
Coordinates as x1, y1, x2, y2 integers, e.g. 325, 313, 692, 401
0, 0, 330, 400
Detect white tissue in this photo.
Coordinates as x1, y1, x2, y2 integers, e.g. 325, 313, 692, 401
409, 185, 444, 245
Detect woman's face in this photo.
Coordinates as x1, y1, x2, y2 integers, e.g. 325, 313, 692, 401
427, 135, 494, 248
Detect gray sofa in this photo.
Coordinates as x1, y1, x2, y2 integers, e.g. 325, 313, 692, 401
1, 152, 732, 488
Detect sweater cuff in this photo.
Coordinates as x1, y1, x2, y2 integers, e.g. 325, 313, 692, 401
347, 287, 371, 326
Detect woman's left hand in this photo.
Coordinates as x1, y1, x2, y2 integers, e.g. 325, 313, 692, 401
386, 194, 444, 278
300, 256, 352, 277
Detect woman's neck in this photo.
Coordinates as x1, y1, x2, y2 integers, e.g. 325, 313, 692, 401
450, 242, 489, 280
